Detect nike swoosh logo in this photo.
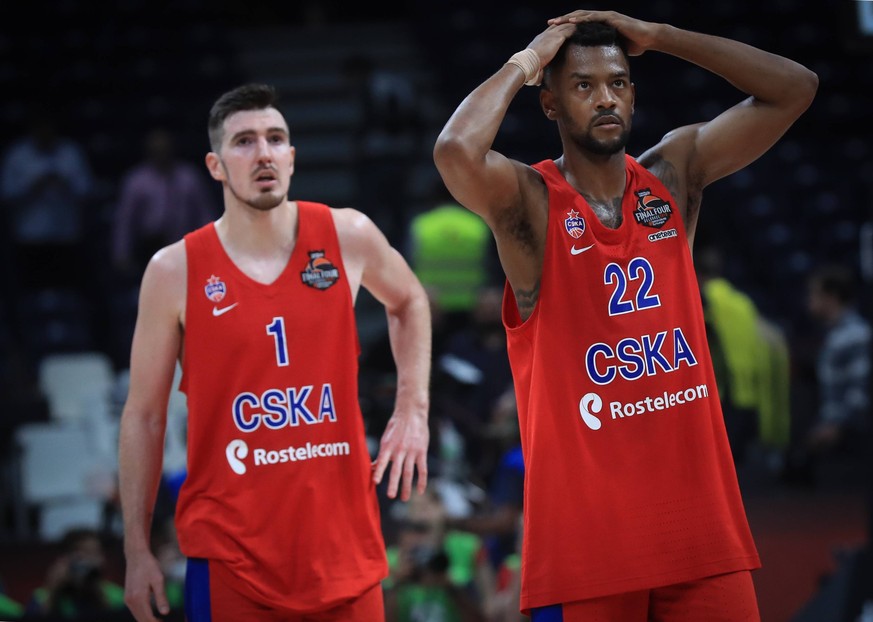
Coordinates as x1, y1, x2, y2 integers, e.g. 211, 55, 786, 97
570, 244, 595, 255
212, 303, 239, 317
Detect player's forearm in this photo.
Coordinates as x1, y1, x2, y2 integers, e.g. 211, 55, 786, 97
651, 23, 817, 112
434, 65, 524, 171
118, 409, 167, 556
386, 286, 431, 416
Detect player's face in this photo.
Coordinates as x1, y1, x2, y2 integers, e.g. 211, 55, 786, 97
543, 45, 634, 156
213, 108, 295, 211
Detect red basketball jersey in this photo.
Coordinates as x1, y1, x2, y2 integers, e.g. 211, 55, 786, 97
175, 201, 387, 613
503, 157, 760, 611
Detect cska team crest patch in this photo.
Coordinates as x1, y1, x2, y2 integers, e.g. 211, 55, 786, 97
564, 209, 586, 239
205, 274, 227, 302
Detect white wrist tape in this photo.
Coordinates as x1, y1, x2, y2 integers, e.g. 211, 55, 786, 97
506, 48, 543, 86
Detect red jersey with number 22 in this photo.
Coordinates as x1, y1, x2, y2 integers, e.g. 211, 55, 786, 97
503, 157, 760, 612
175, 201, 387, 613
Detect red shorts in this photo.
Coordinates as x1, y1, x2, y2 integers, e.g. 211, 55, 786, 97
530, 571, 760, 622
185, 558, 385, 622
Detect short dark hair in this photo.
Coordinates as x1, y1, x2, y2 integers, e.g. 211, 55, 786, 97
543, 21, 629, 88
208, 83, 279, 151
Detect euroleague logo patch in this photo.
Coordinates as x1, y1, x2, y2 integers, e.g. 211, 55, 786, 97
564, 209, 586, 239
300, 250, 340, 290
633, 188, 672, 229
204, 274, 227, 302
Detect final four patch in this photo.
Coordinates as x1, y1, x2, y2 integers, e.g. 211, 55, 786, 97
633, 189, 673, 229
300, 250, 340, 290
205, 274, 227, 302
564, 209, 586, 239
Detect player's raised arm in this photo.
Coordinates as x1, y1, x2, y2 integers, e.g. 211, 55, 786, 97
553, 10, 818, 189
433, 21, 577, 224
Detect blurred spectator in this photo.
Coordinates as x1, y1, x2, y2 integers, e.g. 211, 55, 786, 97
25, 527, 125, 619
385, 548, 484, 622
473, 513, 525, 622
446, 389, 523, 574
342, 54, 423, 247
407, 189, 495, 332
385, 489, 484, 622
696, 245, 791, 465
807, 265, 871, 447
0, 102, 94, 293
435, 286, 513, 480
784, 264, 871, 487
111, 126, 218, 282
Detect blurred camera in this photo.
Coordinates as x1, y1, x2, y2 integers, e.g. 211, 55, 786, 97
67, 558, 100, 586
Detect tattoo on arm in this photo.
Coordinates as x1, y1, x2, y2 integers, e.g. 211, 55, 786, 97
644, 154, 704, 228
646, 154, 679, 199
514, 279, 541, 320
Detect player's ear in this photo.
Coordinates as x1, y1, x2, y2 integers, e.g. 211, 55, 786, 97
288, 145, 296, 177
205, 152, 224, 181
540, 89, 557, 122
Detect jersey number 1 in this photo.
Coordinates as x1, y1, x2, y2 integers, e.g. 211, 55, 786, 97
266, 317, 289, 366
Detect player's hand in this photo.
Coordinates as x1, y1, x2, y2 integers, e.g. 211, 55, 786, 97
525, 21, 579, 71
373, 410, 429, 501
547, 10, 658, 56
123, 551, 170, 622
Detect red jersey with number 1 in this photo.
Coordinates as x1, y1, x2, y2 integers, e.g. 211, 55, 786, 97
175, 201, 387, 613
503, 156, 760, 611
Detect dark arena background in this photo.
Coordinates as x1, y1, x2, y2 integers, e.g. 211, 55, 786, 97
0, 1, 871, 621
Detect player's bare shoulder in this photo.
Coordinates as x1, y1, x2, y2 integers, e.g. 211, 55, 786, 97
330, 205, 371, 235
140, 240, 185, 288
147, 239, 187, 283
140, 239, 187, 324
329, 206, 386, 286
637, 124, 704, 228
329, 206, 384, 257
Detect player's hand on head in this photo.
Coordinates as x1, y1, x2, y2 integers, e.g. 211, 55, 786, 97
373, 410, 429, 502
525, 21, 579, 68
547, 10, 657, 56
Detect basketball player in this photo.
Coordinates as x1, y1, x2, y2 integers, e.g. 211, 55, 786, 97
118, 83, 431, 622
433, 9, 817, 621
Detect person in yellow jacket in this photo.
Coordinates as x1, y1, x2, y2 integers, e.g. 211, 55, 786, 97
407, 186, 496, 332
696, 246, 791, 463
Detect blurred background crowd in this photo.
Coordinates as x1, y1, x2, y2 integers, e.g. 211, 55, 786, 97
0, 1, 871, 621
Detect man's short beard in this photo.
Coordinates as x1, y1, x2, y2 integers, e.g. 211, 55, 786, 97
248, 193, 285, 211
227, 181, 286, 211
577, 128, 631, 156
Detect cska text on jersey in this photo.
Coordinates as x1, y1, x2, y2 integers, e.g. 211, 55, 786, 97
585, 327, 698, 385
232, 383, 338, 432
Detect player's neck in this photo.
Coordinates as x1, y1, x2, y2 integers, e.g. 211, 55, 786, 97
556, 151, 627, 204
216, 199, 298, 257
